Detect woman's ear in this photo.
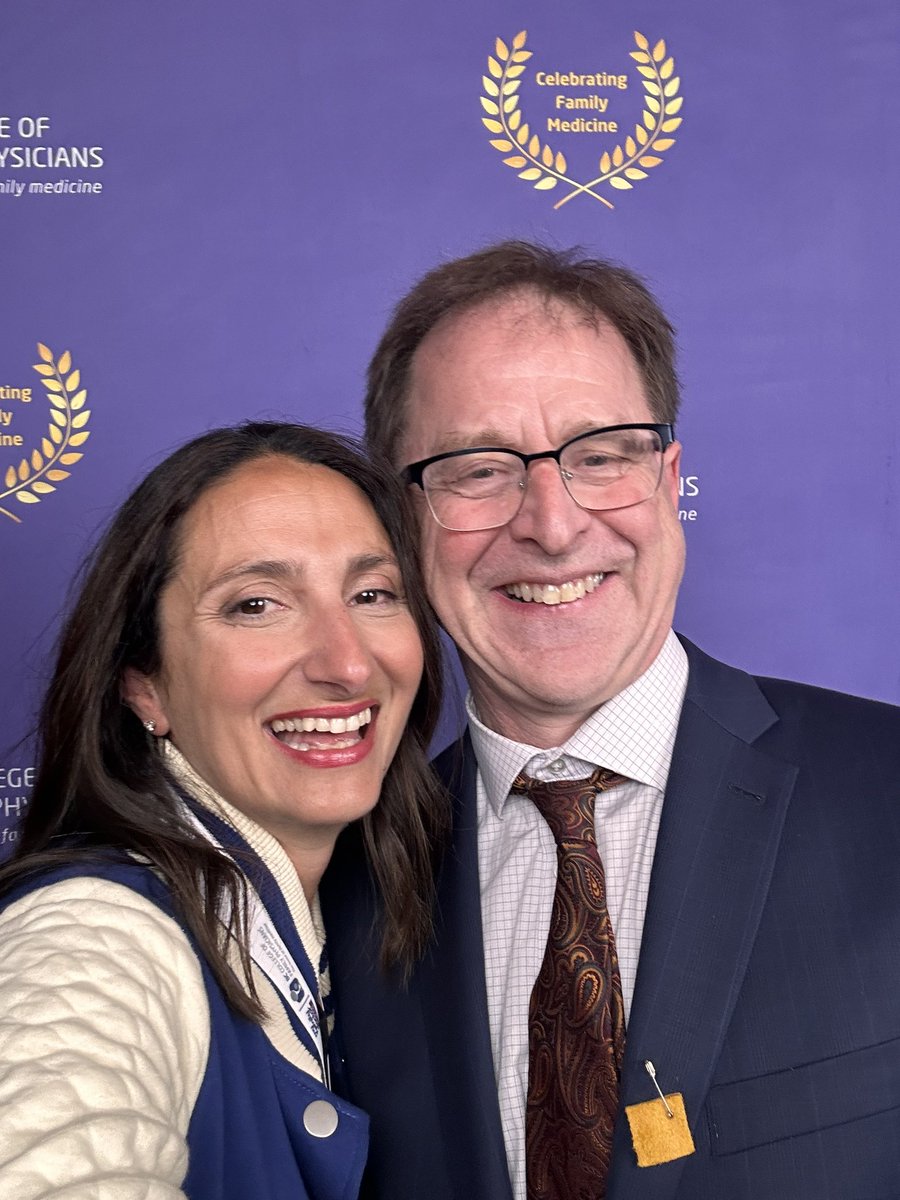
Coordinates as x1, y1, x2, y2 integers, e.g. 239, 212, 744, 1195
122, 667, 170, 736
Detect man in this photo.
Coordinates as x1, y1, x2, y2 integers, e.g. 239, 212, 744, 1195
322, 242, 900, 1200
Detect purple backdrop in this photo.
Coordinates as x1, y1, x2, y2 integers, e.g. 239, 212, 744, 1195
2, 0, 898, 854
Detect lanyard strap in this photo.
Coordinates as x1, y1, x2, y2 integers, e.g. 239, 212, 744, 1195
182, 806, 329, 1083
245, 894, 328, 1080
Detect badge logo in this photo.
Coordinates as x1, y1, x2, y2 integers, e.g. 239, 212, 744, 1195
481, 30, 683, 210
1, 343, 91, 523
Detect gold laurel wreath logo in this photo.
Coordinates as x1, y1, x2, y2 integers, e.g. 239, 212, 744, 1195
0, 344, 91, 524
481, 30, 683, 210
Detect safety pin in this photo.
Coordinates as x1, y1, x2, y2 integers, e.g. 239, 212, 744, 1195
644, 1060, 675, 1118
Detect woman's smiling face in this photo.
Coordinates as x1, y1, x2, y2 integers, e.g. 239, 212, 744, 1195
124, 455, 423, 885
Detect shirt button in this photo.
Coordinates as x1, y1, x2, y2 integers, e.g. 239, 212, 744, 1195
304, 1099, 339, 1138
549, 758, 565, 773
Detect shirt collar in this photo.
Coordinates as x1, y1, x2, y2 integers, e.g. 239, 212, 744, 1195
468, 629, 688, 817
159, 738, 326, 950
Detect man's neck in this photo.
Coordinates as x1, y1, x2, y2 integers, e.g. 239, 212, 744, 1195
468, 688, 599, 749
465, 630, 682, 749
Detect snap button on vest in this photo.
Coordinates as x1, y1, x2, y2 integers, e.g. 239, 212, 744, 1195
303, 1099, 339, 1138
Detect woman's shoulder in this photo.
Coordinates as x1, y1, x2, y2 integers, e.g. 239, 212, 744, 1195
0, 865, 209, 1015
2, 848, 168, 900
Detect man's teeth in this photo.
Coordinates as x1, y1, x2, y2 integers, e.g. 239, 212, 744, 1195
504, 573, 604, 606
270, 707, 372, 736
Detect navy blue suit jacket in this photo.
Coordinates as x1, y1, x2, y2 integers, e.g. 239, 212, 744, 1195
322, 638, 900, 1199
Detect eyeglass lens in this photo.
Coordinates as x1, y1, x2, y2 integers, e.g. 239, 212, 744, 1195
422, 426, 667, 532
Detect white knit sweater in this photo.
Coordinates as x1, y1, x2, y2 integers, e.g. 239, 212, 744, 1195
0, 744, 328, 1199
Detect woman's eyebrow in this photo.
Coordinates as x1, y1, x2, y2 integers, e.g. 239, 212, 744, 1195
202, 553, 400, 596
349, 552, 401, 573
202, 559, 301, 594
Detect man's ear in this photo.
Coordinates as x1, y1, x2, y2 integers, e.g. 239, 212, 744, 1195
121, 667, 170, 736
663, 439, 682, 508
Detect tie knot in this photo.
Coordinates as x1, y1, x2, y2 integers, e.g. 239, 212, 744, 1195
511, 766, 626, 844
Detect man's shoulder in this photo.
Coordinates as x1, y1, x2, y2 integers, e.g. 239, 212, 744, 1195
753, 671, 900, 721
680, 636, 900, 760
752, 671, 900, 771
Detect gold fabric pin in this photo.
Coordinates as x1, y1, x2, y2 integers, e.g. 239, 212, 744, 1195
624, 1060, 696, 1167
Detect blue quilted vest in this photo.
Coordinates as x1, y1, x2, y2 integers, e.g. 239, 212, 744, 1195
2, 820, 369, 1200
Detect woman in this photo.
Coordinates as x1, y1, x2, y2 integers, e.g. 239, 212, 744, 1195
0, 422, 447, 1199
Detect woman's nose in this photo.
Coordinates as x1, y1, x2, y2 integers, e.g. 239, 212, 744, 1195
300, 610, 373, 693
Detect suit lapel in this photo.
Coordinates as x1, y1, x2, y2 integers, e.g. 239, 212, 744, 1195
608, 642, 798, 1199
421, 736, 514, 1199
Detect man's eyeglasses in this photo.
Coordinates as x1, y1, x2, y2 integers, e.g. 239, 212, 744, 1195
403, 423, 675, 532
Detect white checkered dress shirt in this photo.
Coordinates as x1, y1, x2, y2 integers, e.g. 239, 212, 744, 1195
468, 629, 688, 1199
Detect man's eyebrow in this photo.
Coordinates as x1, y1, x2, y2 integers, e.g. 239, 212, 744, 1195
423, 430, 522, 455
422, 422, 608, 456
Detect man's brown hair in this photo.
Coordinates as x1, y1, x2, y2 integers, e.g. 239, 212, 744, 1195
365, 240, 680, 464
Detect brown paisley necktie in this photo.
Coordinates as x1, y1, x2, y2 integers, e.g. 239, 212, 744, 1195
512, 767, 627, 1200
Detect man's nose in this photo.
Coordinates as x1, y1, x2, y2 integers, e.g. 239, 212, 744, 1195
506, 458, 593, 553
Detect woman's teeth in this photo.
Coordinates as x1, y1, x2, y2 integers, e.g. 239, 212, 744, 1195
504, 573, 605, 606
269, 707, 372, 750
270, 708, 372, 736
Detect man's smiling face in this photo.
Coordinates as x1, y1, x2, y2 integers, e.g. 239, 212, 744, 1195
399, 292, 685, 748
